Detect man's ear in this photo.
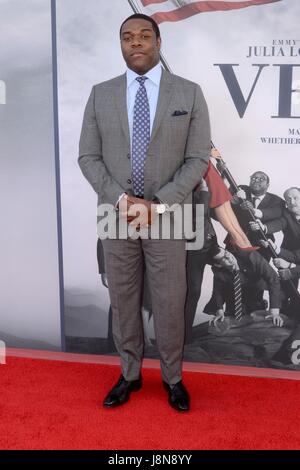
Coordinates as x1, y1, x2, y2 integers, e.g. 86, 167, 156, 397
157, 37, 161, 50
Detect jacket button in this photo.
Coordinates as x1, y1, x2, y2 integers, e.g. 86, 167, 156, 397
127, 153, 131, 159
127, 178, 132, 184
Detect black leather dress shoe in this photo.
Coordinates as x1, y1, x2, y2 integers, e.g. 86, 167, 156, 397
163, 381, 190, 412
103, 374, 142, 407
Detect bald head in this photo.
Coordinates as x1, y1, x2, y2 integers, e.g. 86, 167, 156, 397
284, 187, 300, 216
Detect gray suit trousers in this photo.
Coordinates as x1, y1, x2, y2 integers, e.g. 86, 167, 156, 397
102, 238, 187, 384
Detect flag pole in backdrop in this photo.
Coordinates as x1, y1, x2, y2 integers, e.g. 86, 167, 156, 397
126, 1, 241, 176
125, 0, 300, 306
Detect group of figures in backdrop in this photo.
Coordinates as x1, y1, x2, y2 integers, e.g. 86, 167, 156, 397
94, 148, 300, 369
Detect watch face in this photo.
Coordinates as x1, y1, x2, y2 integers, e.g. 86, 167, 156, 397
157, 204, 166, 214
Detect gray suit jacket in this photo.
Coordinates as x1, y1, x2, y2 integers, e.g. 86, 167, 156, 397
78, 69, 210, 238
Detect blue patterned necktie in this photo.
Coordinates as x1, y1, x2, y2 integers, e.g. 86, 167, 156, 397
131, 76, 150, 197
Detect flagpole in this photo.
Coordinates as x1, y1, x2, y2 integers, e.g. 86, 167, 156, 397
126, 3, 225, 169
127, 0, 172, 72
126, 1, 300, 305
126, 0, 214, 146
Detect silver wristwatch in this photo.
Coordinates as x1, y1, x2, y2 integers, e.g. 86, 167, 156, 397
155, 203, 167, 215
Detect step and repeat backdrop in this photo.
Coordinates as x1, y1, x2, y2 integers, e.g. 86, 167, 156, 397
0, 0, 62, 350
1, 0, 300, 369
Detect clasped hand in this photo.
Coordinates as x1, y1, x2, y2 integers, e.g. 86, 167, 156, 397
249, 218, 266, 233
118, 195, 157, 229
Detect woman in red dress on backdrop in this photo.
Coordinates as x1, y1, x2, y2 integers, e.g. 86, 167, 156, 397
203, 149, 253, 250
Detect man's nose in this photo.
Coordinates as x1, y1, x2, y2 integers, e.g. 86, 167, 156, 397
131, 38, 142, 47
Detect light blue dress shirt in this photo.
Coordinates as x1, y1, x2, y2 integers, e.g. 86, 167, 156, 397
126, 62, 162, 148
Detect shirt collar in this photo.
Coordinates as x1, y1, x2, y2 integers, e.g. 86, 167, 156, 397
126, 62, 162, 88
251, 193, 265, 201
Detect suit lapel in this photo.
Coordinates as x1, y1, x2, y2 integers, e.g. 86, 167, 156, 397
258, 193, 270, 209
113, 73, 130, 146
292, 214, 300, 235
285, 211, 300, 238
149, 69, 174, 145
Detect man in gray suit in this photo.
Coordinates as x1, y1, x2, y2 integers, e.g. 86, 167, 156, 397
78, 14, 210, 412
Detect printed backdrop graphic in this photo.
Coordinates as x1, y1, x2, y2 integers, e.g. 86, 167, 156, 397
56, 0, 300, 368
137, 0, 282, 24
0, 0, 62, 350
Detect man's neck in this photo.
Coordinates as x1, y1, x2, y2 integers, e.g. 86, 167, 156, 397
128, 61, 160, 76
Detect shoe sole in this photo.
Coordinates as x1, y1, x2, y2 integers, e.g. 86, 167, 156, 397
169, 399, 190, 412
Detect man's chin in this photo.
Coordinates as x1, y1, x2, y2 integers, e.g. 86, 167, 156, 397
127, 58, 155, 75
130, 67, 146, 75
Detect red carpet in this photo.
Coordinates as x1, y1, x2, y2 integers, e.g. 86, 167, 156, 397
1, 356, 300, 450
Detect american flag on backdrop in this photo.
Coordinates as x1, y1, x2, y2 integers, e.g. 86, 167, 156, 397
134, 0, 281, 24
